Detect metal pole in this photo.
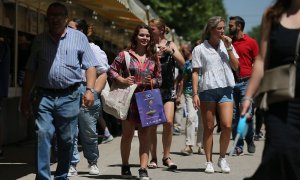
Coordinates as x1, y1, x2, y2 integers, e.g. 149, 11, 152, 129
145, 5, 150, 25
14, 0, 19, 96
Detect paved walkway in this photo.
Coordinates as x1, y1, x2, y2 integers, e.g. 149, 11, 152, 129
0, 127, 264, 180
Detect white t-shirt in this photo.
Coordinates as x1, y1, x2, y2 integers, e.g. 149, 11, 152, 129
82, 42, 109, 82
90, 42, 109, 74
192, 40, 239, 92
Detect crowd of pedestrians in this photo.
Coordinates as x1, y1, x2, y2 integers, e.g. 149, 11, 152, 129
14, 1, 300, 180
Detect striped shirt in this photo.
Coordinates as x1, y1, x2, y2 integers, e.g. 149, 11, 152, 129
192, 40, 239, 92
26, 27, 99, 89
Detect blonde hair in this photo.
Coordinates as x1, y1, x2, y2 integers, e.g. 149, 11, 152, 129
201, 16, 225, 42
149, 18, 170, 35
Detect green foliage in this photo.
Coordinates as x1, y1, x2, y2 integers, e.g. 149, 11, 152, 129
247, 25, 261, 47
140, 0, 227, 43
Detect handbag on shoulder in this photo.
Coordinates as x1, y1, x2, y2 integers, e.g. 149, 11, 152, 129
254, 32, 300, 110
101, 51, 137, 120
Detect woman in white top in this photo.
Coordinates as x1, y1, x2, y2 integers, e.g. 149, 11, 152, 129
192, 16, 239, 174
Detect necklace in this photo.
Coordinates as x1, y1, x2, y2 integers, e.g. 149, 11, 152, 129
136, 53, 146, 64
133, 50, 146, 64
140, 55, 146, 64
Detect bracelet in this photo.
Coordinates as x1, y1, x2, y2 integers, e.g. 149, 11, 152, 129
242, 96, 254, 103
192, 93, 198, 97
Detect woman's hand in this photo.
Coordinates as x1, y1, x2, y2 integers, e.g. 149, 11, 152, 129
158, 44, 173, 54
241, 98, 252, 117
142, 75, 152, 86
193, 94, 200, 110
122, 76, 135, 86
221, 35, 232, 48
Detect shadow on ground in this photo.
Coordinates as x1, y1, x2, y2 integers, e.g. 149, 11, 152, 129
0, 140, 36, 180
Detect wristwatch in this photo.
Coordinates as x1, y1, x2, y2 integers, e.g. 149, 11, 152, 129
86, 87, 94, 93
226, 47, 233, 51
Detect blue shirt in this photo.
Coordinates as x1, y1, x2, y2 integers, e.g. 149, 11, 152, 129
26, 27, 99, 89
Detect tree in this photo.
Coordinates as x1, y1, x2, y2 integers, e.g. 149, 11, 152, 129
247, 25, 261, 47
140, 0, 227, 43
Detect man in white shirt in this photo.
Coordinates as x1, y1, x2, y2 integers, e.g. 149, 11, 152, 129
67, 18, 109, 176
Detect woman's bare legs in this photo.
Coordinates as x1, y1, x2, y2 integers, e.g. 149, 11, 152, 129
120, 120, 135, 165
217, 102, 233, 158
149, 101, 176, 166
149, 125, 158, 161
137, 125, 150, 169
200, 102, 217, 162
162, 101, 175, 164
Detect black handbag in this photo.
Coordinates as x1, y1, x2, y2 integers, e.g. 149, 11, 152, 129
254, 32, 300, 110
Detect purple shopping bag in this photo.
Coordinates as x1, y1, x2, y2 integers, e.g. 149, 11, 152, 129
135, 89, 167, 128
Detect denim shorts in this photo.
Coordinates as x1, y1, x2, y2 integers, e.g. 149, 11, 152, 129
199, 87, 233, 103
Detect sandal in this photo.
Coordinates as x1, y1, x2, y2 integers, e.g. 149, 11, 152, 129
162, 157, 177, 170
148, 158, 158, 169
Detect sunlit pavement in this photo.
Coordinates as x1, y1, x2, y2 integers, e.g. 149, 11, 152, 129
0, 126, 264, 180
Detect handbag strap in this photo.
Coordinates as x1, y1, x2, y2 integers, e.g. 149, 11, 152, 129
124, 51, 131, 75
294, 31, 300, 65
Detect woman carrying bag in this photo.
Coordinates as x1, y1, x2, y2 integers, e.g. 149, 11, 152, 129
109, 25, 161, 180
242, 0, 300, 179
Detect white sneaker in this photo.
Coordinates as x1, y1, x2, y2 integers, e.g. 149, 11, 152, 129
134, 130, 138, 137
89, 164, 100, 175
197, 147, 205, 155
67, 165, 78, 177
218, 157, 230, 173
101, 135, 114, 144
204, 162, 214, 173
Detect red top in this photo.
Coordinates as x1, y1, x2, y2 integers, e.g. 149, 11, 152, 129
232, 34, 259, 78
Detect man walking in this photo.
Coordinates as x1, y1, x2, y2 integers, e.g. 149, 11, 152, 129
229, 16, 258, 155
67, 18, 109, 176
20, 2, 99, 179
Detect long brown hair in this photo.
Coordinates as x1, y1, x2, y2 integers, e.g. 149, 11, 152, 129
260, 0, 289, 48
130, 25, 156, 57
130, 24, 160, 76
265, 0, 291, 25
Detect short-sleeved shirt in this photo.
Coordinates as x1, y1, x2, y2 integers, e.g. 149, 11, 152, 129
81, 42, 109, 82
232, 34, 259, 78
192, 40, 239, 92
182, 59, 194, 95
90, 42, 109, 74
26, 27, 99, 89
